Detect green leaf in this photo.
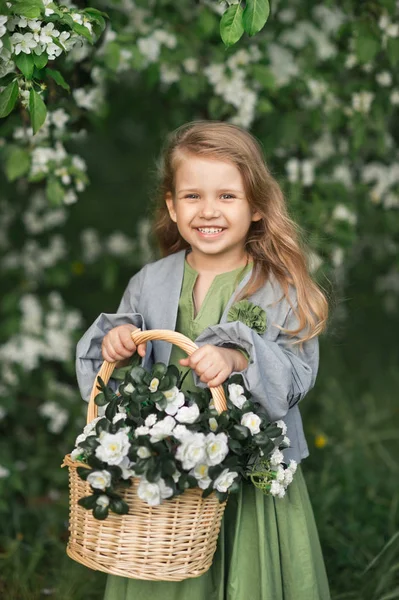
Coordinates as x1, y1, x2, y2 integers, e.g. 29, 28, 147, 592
46, 176, 64, 206
78, 494, 98, 509
151, 363, 168, 379
243, 0, 270, 36
231, 424, 249, 441
45, 68, 70, 92
94, 392, 108, 407
130, 366, 146, 384
93, 505, 109, 520
220, 4, 244, 48
5, 146, 30, 182
354, 23, 380, 63
0, 81, 19, 118
29, 88, 47, 134
110, 498, 129, 515
104, 41, 120, 71
15, 53, 34, 79
13, 0, 44, 19
387, 38, 399, 66
77, 467, 90, 480
33, 52, 48, 70
72, 22, 94, 44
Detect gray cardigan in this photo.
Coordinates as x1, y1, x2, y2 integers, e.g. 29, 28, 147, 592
76, 249, 319, 464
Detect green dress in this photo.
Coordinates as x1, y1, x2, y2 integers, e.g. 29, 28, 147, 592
103, 260, 331, 600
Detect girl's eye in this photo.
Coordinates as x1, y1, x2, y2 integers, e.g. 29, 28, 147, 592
184, 194, 199, 199
221, 194, 234, 199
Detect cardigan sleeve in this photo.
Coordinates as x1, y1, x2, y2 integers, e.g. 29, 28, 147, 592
192, 302, 319, 422
75, 267, 150, 402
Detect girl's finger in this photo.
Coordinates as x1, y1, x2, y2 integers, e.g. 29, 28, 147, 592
207, 369, 228, 388
137, 342, 146, 356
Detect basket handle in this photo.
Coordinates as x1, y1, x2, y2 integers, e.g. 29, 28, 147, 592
86, 329, 228, 424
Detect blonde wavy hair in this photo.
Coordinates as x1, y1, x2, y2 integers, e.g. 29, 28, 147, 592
152, 120, 329, 343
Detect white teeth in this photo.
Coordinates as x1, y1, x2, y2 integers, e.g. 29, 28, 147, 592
198, 228, 223, 234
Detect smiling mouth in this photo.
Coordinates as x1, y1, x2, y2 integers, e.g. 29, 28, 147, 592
196, 227, 225, 234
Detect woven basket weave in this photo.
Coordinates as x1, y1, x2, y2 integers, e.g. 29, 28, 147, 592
62, 329, 228, 581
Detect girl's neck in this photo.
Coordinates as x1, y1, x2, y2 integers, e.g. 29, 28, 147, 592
186, 249, 251, 275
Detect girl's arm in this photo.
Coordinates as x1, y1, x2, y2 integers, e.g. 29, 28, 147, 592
192, 301, 318, 422
75, 267, 151, 402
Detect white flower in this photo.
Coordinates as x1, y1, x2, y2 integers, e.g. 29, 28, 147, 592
0, 465, 10, 478
213, 469, 238, 493
176, 403, 200, 424
149, 415, 176, 442
58, 30, 71, 50
240, 412, 261, 435
118, 455, 136, 479
137, 479, 161, 505
191, 463, 212, 489
95, 430, 130, 465
183, 57, 198, 73
205, 432, 229, 466
283, 469, 294, 486
172, 424, 191, 441
10, 32, 37, 55
176, 432, 207, 470
96, 494, 110, 508
134, 425, 150, 437
40, 22, 59, 45
270, 480, 286, 498
270, 448, 284, 466
287, 459, 297, 474
275, 465, 285, 483
137, 446, 151, 459
208, 417, 218, 432
158, 477, 174, 499
332, 203, 357, 225
137, 477, 173, 506
275, 420, 287, 436
149, 377, 159, 392
112, 412, 127, 424
390, 90, 399, 105
158, 386, 185, 415
83, 416, 102, 437
376, 71, 392, 87
124, 382, 134, 394
64, 190, 77, 205
145, 414, 157, 427
352, 91, 374, 114
228, 383, 247, 409
87, 470, 111, 490
51, 108, 69, 129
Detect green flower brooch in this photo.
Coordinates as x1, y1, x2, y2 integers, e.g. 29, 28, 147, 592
227, 300, 267, 335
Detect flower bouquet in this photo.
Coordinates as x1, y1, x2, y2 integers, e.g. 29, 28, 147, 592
62, 329, 296, 581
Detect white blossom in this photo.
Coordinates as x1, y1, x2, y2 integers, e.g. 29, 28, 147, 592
191, 463, 212, 489
134, 425, 150, 437
228, 383, 246, 408
145, 414, 157, 427
240, 412, 261, 435
149, 415, 176, 442
157, 386, 185, 415
149, 377, 160, 392
0, 465, 10, 478
175, 403, 200, 424
87, 470, 112, 490
270, 480, 286, 498
208, 417, 218, 432
213, 469, 238, 492
10, 32, 37, 54
176, 432, 206, 470
96, 494, 110, 508
137, 446, 151, 459
332, 204, 357, 225
352, 91, 374, 114
270, 447, 284, 467
95, 430, 130, 465
205, 432, 229, 466
376, 71, 392, 87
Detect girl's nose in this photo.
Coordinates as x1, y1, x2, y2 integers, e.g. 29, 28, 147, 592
200, 199, 221, 219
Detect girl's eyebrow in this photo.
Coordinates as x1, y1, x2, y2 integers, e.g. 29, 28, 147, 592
178, 188, 244, 193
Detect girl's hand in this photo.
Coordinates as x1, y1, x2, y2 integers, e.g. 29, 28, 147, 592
179, 344, 248, 388
101, 324, 146, 363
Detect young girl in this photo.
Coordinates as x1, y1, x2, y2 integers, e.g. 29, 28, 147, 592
76, 121, 330, 600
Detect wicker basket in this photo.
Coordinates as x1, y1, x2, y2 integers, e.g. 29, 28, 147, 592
62, 329, 228, 581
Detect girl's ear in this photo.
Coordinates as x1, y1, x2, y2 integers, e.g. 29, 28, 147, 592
251, 211, 262, 223
165, 192, 177, 223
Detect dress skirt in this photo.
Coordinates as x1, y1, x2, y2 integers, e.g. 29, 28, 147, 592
103, 465, 331, 600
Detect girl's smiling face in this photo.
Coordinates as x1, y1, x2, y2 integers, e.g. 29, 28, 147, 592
165, 154, 261, 267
